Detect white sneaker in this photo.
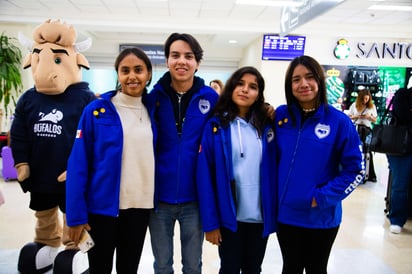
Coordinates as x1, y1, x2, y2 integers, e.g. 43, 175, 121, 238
390, 225, 402, 234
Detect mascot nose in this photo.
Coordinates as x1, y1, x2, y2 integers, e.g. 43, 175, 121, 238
33, 71, 61, 93
35, 72, 58, 85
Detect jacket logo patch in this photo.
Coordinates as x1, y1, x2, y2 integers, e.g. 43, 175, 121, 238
314, 123, 330, 139
199, 99, 211, 114
266, 128, 274, 143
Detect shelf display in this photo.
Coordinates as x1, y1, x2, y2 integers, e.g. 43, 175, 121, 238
323, 65, 410, 122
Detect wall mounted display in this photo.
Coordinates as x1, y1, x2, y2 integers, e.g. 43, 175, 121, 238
261, 34, 305, 61
119, 44, 165, 65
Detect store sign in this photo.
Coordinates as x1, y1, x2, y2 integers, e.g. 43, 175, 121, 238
280, 0, 345, 37
357, 42, 412, 59
333, 39, 412, 60
119, 44, 165, 64
334, 39, 350, 60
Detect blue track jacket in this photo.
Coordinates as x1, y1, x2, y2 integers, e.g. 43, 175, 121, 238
196, 116, 277, 237
275, 104, 364, 229
145, 76, 218, 205
66, 90, 157, 226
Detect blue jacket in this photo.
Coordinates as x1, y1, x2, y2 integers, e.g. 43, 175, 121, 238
66, 90, 157, 226
275, 104, 364, 229
196, 116, 277, 237
146, 74, 219, 205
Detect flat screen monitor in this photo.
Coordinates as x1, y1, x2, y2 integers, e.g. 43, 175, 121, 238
262, 34, 306, 61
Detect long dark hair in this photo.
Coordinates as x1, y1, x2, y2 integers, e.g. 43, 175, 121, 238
284, 55, 328, 121
213, 66, 268, 135
114, 47, 153, 95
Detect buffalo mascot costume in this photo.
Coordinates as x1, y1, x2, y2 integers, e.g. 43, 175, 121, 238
11, 19, 96, 273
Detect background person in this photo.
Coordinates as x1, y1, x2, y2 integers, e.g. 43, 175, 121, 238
66, 47, 156, 273
386, 85, 412, 234
274, 55, 364, 274
197, 66, 277, 274
210, 79, 224, 95
348, 88, 378, 182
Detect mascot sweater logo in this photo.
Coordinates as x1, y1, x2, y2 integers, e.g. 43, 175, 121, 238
33, 109, 63, 137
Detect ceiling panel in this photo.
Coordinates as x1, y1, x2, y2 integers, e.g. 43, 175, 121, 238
0, 0, 411, 48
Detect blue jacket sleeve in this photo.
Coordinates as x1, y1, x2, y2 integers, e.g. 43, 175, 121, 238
196, 121, 221, 232
66, 106, 94, 226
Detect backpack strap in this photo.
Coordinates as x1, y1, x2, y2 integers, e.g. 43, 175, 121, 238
379, 96, 395, 125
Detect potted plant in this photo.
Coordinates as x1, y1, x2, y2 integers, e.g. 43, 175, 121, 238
0, 32, 23, 120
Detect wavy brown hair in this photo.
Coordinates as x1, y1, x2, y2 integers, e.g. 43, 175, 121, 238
355, 89, 374, 111
213, 66, 268, 136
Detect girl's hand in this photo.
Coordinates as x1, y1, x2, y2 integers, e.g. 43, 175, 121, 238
205, 229, 222, 246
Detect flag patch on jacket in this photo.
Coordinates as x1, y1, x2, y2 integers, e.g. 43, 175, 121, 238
76, 130, 83, 139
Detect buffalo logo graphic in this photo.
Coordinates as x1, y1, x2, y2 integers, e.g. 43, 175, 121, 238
314, 123, 330, 139
34, 109, 64, 137
39, 109, 63, 123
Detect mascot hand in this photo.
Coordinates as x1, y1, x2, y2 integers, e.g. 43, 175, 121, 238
15, 163, 30, 182
57, 171, 66, 182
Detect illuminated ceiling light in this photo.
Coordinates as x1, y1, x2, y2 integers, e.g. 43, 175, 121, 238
235, 0, 303, 7
229, 40, 238, 44
368, 5, 412, 11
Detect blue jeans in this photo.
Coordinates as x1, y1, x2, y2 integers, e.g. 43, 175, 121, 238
149, 202, 203, 274
387, 154, 412, 227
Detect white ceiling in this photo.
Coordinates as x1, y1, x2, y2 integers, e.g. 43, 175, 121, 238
1, 0, 412, 43
0, 0, 411, 53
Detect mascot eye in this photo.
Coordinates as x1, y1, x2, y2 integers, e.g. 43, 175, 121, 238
55, 57, 62, 64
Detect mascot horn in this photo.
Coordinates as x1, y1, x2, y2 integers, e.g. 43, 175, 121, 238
11, 19, 96, 274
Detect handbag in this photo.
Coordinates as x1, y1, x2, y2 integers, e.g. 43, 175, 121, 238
369, 98, 412, 156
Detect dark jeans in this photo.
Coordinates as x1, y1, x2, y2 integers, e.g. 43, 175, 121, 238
387, 154, 412, 227
277, 223, 339, 274
357, 124, 376, 180
218, 222, 268, 274
87, 208, 150, 274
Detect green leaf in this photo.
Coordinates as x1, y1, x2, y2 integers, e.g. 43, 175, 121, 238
0, 32, 23, 119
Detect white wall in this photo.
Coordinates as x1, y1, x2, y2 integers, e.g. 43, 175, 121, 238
240, 34, 412, 108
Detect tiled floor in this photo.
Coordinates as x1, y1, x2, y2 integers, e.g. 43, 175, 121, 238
0, 153, 411, 274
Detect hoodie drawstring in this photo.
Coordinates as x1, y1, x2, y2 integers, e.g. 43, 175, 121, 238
237, 118, 244, 158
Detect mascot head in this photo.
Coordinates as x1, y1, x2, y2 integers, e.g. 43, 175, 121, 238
19, 19, 92, 95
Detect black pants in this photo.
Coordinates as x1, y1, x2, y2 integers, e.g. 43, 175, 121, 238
277, 223, 339, 274
87, 208, 150, 274
357, 125, 376, 181
218, 222, 268, 274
